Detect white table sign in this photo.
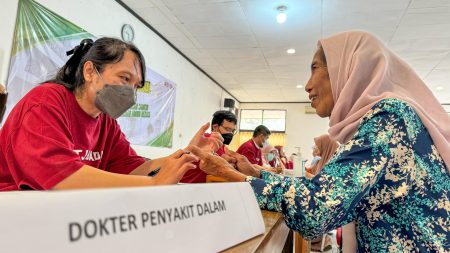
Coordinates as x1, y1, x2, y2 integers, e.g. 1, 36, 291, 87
0, 182, 264, 253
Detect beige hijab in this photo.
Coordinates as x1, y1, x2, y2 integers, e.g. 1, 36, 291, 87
310, 134, 339, 175
319, 30, 450, 252
320, 30, 450, 171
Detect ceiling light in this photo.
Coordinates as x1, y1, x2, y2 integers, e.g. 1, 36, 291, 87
436, 86, 445, 91
296, 85, 303, 89
276, 6, 287, 24
287, 48, 296, 54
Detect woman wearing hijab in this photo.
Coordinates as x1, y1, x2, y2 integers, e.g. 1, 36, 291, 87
261, 144, 276, 167
304, 134, 339, 251
305, 134, 339, 178
190, 31, 450, 252
274, 145, 289, 168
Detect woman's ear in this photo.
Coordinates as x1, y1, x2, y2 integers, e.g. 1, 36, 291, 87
83, 61, 95, 83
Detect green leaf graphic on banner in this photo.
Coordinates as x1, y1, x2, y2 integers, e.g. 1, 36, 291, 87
12, 0, 90, 56
148, 122, 174, 148
6, 0, 176, 148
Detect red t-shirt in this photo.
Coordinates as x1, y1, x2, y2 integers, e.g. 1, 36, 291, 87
179, 133, 225, 183
0, 83, 145, 191
236, 139, 262, 166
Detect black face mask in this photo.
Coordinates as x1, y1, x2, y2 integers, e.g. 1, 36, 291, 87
221, 133, 234, 145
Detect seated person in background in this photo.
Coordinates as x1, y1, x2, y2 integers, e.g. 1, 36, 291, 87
274, 145, 288, 168
236, 125, 271, 166
261, 144, 276, 168
304, 134, 339, 252
180, 110, 238, 183
0, 37, 221, 191
305, 134, 339, 178
261, 145, 285, 173
288, 153, 298, 169
0, 83, 7, 123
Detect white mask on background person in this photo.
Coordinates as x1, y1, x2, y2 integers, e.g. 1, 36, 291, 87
263, 140, 268, 148
310, 156, 321, 166
258, 137, 268, 148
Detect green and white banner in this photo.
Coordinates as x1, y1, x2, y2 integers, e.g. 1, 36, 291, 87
117, 70, 176, 148
6, 0, 176, 148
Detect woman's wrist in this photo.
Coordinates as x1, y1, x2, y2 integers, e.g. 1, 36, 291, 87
218, 165, 247, 182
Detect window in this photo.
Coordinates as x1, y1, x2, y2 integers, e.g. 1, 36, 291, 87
239, 109, 286, 132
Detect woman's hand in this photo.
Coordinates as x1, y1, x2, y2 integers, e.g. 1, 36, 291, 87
220, 151, 237, 167
189, 123, 224, 153
153, 149, 198, 184
188, 146, 247, 182
224, 148, 260, 177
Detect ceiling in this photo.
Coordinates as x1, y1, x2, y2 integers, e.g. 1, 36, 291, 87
120, 0, 450, 105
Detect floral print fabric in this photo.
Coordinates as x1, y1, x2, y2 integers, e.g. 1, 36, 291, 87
247, 98, 450, 252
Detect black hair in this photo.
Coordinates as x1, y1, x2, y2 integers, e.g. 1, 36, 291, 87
211, 110, 237, 128
48, 37, 146, 91
253, 125, 271, 138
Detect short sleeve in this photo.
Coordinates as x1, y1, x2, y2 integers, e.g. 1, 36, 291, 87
4, 103, 84, 190
104, 123, 145, 174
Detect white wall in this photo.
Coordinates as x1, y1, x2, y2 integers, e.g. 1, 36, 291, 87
239, 103, 329, 160
0, 0, 238, 158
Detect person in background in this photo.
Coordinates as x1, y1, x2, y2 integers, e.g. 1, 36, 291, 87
236, 125, 270, 166
261, 144, 276, 168
0, 38, 221, 191
305, 134, 339, 179
274, 145, 288, 168
0, 84, 7, 123
190, 31, 450, 252
180, 110, 237, 183
288, 153, 298, 169
304, 134, 340, 252
261, 144, 285, 173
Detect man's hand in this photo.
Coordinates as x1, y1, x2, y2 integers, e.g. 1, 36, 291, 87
189, 123, 224, 153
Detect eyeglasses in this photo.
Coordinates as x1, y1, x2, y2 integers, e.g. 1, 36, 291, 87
220, 125, 237, 135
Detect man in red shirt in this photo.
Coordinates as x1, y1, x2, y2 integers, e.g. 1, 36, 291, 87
236, 125, 271, 166
180, 110, 237, 183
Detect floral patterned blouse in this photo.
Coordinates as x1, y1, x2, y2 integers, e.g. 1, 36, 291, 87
247, 98, 450, 252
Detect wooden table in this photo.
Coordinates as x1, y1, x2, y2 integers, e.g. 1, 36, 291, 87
207, 176, 310, 253
222, 210, 292, 253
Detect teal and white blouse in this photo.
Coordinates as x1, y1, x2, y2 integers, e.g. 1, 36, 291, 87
247, 98, 450, 252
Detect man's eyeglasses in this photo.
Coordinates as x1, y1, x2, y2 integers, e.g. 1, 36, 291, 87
220, 125, 237, 135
